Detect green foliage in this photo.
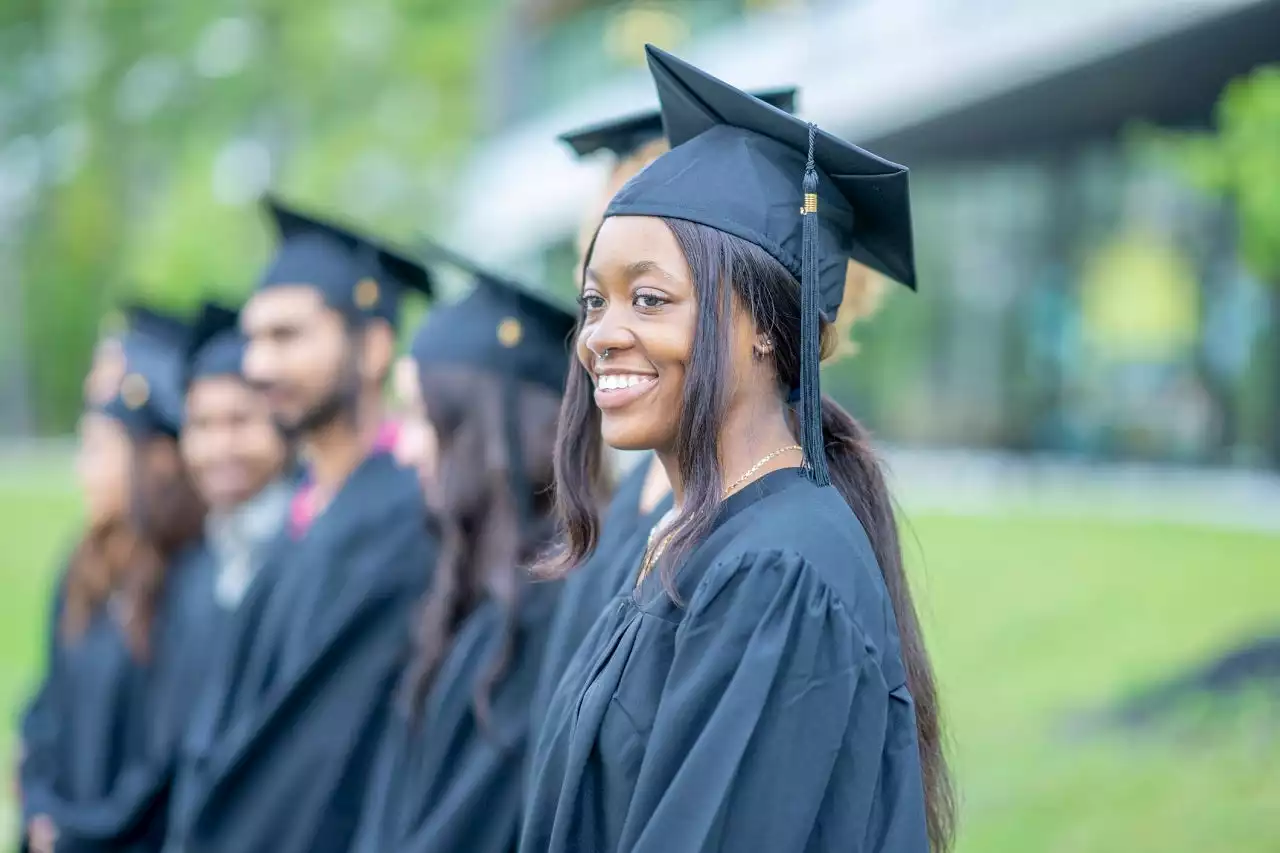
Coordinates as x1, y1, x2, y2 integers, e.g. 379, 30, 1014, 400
6, 0, 501, 432
1132, 65, 1280, 285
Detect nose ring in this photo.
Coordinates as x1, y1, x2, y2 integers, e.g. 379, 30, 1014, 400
600, 347, 612, 359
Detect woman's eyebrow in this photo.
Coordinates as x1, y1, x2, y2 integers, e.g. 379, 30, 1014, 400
584, 259, 681, 288
623, 260, 678, 283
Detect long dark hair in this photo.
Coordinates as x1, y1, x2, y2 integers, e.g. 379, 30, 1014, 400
542, 217, 955, 851
402, 367, 561, 723
64, 432, 206, 660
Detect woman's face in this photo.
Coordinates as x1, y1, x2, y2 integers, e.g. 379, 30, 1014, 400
579, 216, 698, 453
76, 412, 133, 527
392, 356, 439, 494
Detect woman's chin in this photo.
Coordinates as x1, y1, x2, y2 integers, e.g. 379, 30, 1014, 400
600, 418, 665, 453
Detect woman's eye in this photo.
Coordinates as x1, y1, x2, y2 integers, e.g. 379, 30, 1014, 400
634, 293, 667, 310
578, 294, 605, 312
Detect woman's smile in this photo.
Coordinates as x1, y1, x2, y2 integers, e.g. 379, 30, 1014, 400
592, 369, 659, 410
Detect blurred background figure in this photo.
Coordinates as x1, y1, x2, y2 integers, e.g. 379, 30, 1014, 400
19, 307, 209, 853
163, 200, 436, 853
353, 243, 572, 853
180, 301, 291, 611
2, 1, 1279, 851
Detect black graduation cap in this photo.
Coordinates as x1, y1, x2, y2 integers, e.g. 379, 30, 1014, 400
258, 196, 434, 325
98, 305, 190, 438
118, 303, 192, 348
185, 301, 245, 389
604, 45, 916, 486
559, 86, 798, 161
410, 239, 577, 394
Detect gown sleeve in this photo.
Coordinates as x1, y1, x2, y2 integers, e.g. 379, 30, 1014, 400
617, 550, 893, 853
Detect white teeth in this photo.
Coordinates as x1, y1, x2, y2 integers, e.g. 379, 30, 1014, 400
598, 374, 654, 391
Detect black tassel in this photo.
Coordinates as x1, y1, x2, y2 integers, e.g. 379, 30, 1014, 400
799, 124, 830, 486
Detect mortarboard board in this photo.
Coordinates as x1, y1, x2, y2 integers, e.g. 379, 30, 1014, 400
184, 301, 245, 389
410, 239, 577, 394
559, 87, 799, 161
98, 305, 190, 438
258, 195, 434, 326
603, 45, 916, 486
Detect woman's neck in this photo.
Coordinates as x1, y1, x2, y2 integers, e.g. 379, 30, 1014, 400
656, 395, 798, 507
638, 454, 672, 515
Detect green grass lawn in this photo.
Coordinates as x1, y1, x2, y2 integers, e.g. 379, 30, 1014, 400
1, 460, 1277, 851
904, 513, 1280, 851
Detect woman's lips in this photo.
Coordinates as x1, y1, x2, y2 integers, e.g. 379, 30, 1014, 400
593, 373, 658, 411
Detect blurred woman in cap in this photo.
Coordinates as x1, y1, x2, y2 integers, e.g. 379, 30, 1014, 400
348, 243, 575, 853
20, 307, 210, 853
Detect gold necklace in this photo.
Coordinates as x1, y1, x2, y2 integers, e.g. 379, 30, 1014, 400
635, 444, 802, 586
721, 444, 802, 497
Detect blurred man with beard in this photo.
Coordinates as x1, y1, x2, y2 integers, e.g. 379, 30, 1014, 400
163, 198, 436, 853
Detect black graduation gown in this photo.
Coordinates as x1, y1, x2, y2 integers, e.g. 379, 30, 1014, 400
530, 459, 672, 736
19, 542, 219, 853
167, 452, 434, 853
521, 468, 930, 853
350, 578, 563, 853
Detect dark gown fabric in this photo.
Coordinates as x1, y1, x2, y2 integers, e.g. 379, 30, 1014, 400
530, 458, 672, 737
350, 578, 563, 853
521, 468, 930, 853
166, 452, 434, 853
18, 542, 218, 853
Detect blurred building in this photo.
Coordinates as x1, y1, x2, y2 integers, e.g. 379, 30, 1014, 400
451, 0, 1280, 466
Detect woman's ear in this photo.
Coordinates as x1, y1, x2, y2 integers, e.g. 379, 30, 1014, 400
752, 332, 774, 360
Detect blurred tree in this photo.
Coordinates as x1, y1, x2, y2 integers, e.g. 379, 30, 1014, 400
9, 0, 500, 433
1135, 65, 1280, 467
1128, 66, 1280, 691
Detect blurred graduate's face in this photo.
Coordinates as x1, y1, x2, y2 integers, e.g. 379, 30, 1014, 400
391, 356, 439, 493
241, 286, 356, 437
76, 412, 132, 527
182, 376, 287, 511
579, 215, 696, 453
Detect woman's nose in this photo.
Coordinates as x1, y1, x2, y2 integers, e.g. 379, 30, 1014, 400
582, 309, 631, 358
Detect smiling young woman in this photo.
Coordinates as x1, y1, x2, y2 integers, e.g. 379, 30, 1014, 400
523, 47, 954, 853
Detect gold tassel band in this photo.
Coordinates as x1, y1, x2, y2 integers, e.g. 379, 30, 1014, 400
802, 193, 818, 214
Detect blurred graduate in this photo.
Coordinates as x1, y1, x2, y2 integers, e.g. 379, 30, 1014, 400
521, 47, 953, 853
20, 307, 212, 853
349, 241, 574, 853
163, 199, 435, 853
180, 301, 292, 614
